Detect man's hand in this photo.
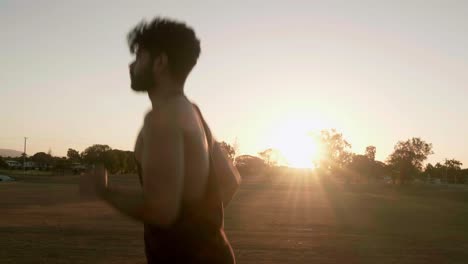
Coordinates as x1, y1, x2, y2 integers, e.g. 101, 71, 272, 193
93, 164, 108, 198
79, 164, 108, 200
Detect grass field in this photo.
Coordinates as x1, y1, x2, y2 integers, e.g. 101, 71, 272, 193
1, 172, 468, 263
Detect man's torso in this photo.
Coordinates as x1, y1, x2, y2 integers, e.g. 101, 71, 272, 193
134, 96, 210, 203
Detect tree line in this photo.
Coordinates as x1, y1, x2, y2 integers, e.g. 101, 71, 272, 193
225, 129, 467, 185
1, 130, 466, 184
0, 144, 137, 175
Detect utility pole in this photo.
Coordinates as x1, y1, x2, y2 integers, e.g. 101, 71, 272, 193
23, 137, 28, 175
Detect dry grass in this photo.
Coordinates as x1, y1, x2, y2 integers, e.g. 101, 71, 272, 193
1, 172, 468, 263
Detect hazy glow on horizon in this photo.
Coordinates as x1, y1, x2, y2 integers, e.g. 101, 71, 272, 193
266, 118, 321, 168
1, 0, 468, 167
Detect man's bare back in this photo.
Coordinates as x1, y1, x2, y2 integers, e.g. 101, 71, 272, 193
133, 95, 236, 263
134, 96, 211, 205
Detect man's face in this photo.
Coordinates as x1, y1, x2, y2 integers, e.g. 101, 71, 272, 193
129, 49, 154, 92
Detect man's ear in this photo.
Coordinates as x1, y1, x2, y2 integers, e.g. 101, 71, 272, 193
152, 53, 169, 76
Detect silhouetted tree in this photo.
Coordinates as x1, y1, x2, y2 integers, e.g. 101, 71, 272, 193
423, 163, 435, 182
365, 146, 376, 161
67, 148, 81, 162
316, 129, 352, 174
258, 148, 279, 168
386, 137, 433, 184
374, 160, 390, 180
235, 155, 265, 176
124, 151, 138, 173
103, 149, 121, 174
444, 158, 463, 183
54, 157, 68, 175
80, 145, 137, 174
105, 149, 138, 174
0, 157, 7, 169
31, 152, 54, 169
349, 154, 372, 183
219, 141, 236, 162
349, 152, 389, 183
423, 160, 464, 183
461, 169, 468, 184
9, 155, 29, 166
434, 162, 445, 181
81, 144, 112, 165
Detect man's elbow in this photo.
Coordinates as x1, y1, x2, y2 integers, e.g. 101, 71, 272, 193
235, 173, 242, 188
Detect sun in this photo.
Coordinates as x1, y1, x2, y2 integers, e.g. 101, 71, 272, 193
277, 135, 318, 169
268, 119, 321, 169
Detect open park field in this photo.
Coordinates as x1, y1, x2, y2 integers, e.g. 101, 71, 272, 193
1, 172, 468, 263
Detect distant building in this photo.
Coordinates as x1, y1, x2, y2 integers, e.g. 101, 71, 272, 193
5, 160, 50, 170
5, 160, 21, 169
71, 163, 88, 174
29, 161, 51, 170
24, 161, 37, 169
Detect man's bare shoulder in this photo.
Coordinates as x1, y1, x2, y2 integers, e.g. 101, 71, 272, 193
144, 96, 194, 130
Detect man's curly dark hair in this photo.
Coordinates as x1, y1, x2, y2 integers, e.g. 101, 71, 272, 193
127, 17, 201, 82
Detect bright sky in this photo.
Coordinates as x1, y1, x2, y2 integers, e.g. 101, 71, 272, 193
1, 0, 468, 167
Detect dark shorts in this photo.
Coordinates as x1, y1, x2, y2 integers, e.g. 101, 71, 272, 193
144, 226, 235, 264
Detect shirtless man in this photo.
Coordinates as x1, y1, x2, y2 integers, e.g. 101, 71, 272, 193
85, 18, 240, 263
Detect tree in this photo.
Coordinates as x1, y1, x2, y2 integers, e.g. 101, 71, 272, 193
54, 157, 68, 175
124, 151, 137, 173
258, 148, 279, 168
374, 160, 390, 180
31, 152, 54, 168
349, 154, 372, 183
219, 141, 236, 162
80, 145, 137, 174
433, 162, 445, 181
103, 149, 121, 174
0, 156, 7, 169
315, 129, 352, 173
365, 146, 376, 161
67, 148, 81, 162
423, 163, 435, 182
423, 159, 464, 184
104, 149, 138, 174
349, 153, 388, 184
81, 144, 112, 165
11, 154, 28, 165
461, 169, 468, 184
444, 158, 463, 183
386, 137, 433, 184
235, 155, 265, 176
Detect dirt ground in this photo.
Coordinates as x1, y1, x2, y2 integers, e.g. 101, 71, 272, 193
1, 173, 468, 264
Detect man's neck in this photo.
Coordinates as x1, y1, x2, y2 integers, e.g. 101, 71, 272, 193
148, 80, 185, 109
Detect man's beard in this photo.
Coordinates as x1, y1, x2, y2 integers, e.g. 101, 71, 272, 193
130, 66, 154, 92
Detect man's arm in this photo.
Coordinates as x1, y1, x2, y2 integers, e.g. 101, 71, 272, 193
140, 115, 185, 226
93, 166, 175, 225
97, 113, 184, 227
98, 187, 146, 222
